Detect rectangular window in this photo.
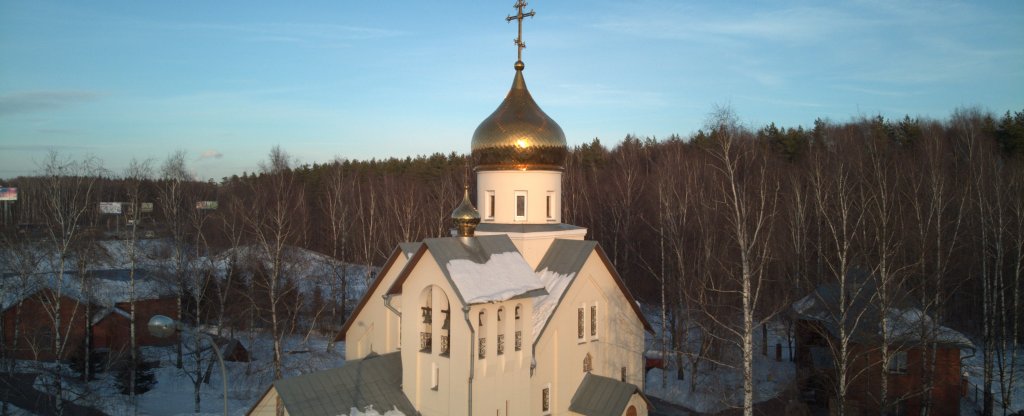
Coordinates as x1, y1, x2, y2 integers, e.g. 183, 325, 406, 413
486, 191, 495, 220
888, 351, 908, 374
431, 363, 439, 390
546, 193, 553, 219
621, 367, 627, 383
498, 334, 505, 355
479, 337, 487, 359
577, 307, 585, 341
515, 191, 527, 221
542, 386, 551, 414
515, 331, 522, 351
590, 304, 598, 339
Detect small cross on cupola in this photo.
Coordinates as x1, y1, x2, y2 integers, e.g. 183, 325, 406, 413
506, 0, 535, 70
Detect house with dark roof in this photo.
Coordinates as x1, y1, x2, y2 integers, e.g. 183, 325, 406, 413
793, 279, 974, 416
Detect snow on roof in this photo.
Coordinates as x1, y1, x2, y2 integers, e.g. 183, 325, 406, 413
793, 280, 974, 349
532, 269, 575, 344
445, 252, 544, 304
415, 236, 545, 305
1, 269, 177, 310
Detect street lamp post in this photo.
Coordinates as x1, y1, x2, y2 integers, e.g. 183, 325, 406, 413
148, 315, 228, 416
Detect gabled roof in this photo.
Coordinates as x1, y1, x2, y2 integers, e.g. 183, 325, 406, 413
793, 279, 973, 350
531, 240, 654, 345
387, 235, 546, 306
270, 352, 414, 416
569, 373, 651, 416
336, 245, 412, 342
1, 269, 176, 312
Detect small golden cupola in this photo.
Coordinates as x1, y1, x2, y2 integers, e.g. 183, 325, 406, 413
451, 185, 482, 237
471, 1, 567, 171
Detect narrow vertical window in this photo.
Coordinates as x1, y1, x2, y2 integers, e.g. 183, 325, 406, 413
431, 363, 439, 390
542, 386, 551, 414
621, 366, 627, 383
515, 304, 523, 352
577, 307, 585, 341
514, 191, 527, 221
479, 310, 487, 359
486, 190, 495, 220
546, 193, 552, 219
590, 304, 598, 339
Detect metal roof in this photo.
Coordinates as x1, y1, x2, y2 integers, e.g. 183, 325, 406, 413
398, 242, 422, 259
535, 239, 596, 275
476, 223, 585, 234
569, 373, 649, 416
273, 352, 414, 416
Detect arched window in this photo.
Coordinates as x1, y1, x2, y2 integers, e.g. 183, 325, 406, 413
514, 304, 523, 351
419, 288, 432, 353
583, 353, 593, 373
497, 307, 506, 355
478, 309, 487, 359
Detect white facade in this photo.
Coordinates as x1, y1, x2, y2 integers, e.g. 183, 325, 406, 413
476, 170, 562, 224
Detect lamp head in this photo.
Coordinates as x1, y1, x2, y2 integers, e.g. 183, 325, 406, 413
148, 315, 179, 338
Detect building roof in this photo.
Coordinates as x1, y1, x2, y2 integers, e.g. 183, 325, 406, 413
1, 269, 176, 311
531, 240, 654, 345
388, 235, 546, 305
476, 222, 586, 234
272, 352, 414, 416
569, 373, 651, 416
792, 278, 973, 350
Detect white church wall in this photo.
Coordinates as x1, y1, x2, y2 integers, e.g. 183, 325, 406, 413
531, 250, 647, 415
476, 170, 561, 224
399, 254, 470, 416
468, 299, 534, 416
345, 251, 410, 361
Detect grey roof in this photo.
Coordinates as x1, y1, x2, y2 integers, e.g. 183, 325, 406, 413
398, 242, 422, 259
273, 352, 414, 416
476, 222, 586, 233
535, 239, 597, 275
793, 277, 973, 350
569, 373, 649, 416
422, 235, 519, 265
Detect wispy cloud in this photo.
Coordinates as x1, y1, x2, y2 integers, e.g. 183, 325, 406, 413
0, 90, 103, 116
182, 22, 405, 46
198, 150, 224, 160
0, 144, 97, 152
548, 83, 667, 108
592, 5, 875, 44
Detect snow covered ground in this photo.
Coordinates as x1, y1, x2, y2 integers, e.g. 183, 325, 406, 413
961, 347, 1024, 415
16, 331, 347, 415
641, 308, 797, 414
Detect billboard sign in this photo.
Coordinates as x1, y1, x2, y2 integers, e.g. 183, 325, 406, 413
99, 202, 123, 214
140, 202, 154, 213
195, 201, 218, 210
0, 187, 16, 201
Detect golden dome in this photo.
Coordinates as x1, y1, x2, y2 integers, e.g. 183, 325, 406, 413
451, 185, 481, 237
471, 62, 567, 171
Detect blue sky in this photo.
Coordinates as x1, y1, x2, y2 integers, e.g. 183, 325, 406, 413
1, 0, 1022, 181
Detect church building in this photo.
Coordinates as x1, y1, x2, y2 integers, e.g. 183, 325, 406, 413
249, 3, 653, 415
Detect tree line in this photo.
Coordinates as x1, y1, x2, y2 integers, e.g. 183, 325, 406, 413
1, 107, 1023, 415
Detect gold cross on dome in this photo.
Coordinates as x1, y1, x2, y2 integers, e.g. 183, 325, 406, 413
506, 0, 535, 64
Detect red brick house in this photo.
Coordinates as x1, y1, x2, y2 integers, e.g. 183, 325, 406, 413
794, 280, 974, 416
2, 269, 179, 361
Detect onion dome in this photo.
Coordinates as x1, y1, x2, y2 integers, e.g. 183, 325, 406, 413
471, 61, 567, 171
451, 185, 481, 237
